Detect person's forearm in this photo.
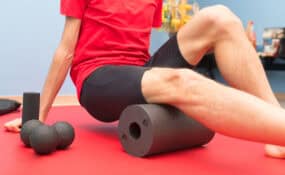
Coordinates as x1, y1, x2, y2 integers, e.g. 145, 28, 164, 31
39, 48, 73, 122
38, 17, 82, 122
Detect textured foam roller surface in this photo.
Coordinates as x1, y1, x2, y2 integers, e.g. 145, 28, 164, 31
118, 104, 215, 157
22, 92, 40, 125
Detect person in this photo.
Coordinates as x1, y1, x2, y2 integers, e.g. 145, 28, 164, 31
4, 0, 285, 159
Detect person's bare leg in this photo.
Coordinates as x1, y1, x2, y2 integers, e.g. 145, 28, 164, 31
178, 5, 276, 103
142, 68, 285, 147
167, 5, 285, 158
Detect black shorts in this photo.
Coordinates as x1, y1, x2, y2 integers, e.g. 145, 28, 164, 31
80, 35, 214, 122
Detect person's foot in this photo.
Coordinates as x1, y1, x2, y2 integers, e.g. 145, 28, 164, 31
265, 144, 285, 159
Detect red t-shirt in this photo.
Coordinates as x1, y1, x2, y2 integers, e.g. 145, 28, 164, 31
60, 0, 163, 98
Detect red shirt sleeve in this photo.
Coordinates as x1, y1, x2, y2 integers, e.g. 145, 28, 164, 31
60, 0, 88, 19
152, 0, 163, 28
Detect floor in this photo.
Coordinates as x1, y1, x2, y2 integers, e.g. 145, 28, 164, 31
277, 94, 285, 107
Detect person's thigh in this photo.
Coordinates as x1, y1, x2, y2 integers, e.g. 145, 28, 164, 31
80, 65, 150, 122
147, 34, 215, 77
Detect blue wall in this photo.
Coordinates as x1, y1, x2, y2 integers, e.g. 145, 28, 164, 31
0, 0, 284, 96
0, 1, 68, 95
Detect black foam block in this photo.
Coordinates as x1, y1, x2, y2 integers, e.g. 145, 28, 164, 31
118, 104, 215, 157
22, 92, 40, 125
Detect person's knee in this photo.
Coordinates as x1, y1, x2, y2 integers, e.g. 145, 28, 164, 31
199, 5, 243, 36
173, 69, 213, 105
142, 68, 206, 105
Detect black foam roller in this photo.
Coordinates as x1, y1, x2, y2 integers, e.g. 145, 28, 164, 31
22, 92, 40, 125
118, 104, 215, 157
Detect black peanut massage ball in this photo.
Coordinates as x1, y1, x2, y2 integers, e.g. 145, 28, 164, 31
53, 121, 75, 149
20, 92, 75, 155
20, 120, 75, 155
20, 119, 43, 147
29, 125, 59, 155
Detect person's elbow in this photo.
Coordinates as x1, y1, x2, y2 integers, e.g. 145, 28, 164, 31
54, 44, 75, 66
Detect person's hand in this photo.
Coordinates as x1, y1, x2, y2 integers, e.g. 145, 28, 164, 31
4, 118, 22, 133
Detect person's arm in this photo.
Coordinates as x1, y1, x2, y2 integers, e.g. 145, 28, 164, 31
4, 17, 81, 132
39, 17, 81, 122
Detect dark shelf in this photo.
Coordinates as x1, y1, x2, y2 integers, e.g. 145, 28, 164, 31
199, 56, 285, 80
261, 57, 285, 71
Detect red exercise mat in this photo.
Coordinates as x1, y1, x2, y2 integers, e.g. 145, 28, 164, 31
0, 106, 284, 175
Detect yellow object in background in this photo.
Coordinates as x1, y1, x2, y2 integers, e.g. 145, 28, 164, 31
161, 0, 199, 33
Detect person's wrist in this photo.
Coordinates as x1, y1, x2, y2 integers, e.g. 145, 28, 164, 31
39, 108, 48, 122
